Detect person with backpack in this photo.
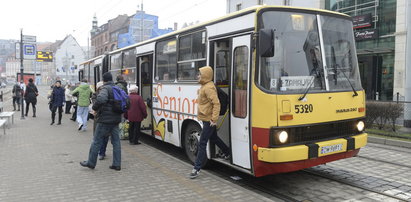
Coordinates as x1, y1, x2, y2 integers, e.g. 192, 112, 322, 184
80, 72, 122, 171
12, 82, 22, 111
49, 80, 65, 125
115, 75, 128, 94
189, 66, 230, 179
71, 79, 94, 132
124, 86, 147, 145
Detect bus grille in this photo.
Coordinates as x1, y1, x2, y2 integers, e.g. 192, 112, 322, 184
270, 119, 363, 147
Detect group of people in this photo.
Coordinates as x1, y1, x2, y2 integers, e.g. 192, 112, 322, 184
79, 72, 147, 171
12, 78, 39, 117
12, 66, 229, 179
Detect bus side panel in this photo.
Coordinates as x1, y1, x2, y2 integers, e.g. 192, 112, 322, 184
152, 83, 200, 147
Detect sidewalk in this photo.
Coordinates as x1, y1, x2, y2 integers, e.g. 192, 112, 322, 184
0, 86, 272, 202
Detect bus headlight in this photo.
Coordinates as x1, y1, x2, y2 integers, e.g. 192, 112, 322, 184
278, 131, 288, 143
357, 121, 365, 132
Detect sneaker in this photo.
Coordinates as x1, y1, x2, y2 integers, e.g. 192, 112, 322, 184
80, 161, 95, 169
109, 165, 121, 171
78, 124, 83, 131
98, 155, 105, 160
189, 169, 200, 179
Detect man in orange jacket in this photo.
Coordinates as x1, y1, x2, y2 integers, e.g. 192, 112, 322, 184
190, 66, 230, 179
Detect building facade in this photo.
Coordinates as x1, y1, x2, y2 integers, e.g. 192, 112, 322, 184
117, 11, 173, 48
54, 35, 86, 84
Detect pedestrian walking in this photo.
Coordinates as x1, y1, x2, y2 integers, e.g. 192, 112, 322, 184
50, 81, 65, 125
91, 81, 110, 160
80, 72, 122, 171
24, 78, 38, 117
65, 84, 73, 114
124, 86, 147, 145
12, 82, 22, 111
71, 79, 94, 131
189, 66, 230, 179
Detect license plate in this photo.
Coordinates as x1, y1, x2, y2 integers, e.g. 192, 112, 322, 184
320, 144, 343, 154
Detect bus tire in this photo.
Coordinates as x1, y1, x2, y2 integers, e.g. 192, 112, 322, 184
184, 123, 207, 167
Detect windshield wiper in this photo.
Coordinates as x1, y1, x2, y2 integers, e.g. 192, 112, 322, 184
298, 76, 315, 101
299, 48, 322, 101
335, 65, 358, 97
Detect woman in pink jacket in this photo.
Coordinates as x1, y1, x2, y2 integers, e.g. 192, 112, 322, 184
124, 86, 147, 145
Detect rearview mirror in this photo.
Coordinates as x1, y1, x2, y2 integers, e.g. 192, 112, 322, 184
259, 29, 275, 57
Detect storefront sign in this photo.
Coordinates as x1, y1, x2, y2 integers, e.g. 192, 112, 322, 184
355, 29, 378, 41
353, 14, 372, 29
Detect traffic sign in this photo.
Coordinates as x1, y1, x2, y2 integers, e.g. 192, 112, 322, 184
15, 43, 37, 60
22, 35, 36, 42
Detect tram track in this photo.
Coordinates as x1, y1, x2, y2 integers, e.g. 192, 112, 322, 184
302, 169, 408, 202
138, 135, 410, 201
356, 155, 411, 170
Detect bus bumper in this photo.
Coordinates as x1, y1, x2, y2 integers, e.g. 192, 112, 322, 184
258, 133, 367, 163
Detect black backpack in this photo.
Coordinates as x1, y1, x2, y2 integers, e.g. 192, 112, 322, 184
216, 86, 229, 116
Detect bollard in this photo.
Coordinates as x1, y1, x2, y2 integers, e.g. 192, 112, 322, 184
397, 92, 400, 104
0, 91, 2, 102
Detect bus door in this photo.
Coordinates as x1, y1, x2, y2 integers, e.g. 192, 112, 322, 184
93, 65, 101, 89
78, 70, 84, 82
137, 54, 153, 133
230, 35, 251, 169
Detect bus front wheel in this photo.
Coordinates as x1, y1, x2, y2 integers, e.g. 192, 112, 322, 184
184, 124, 207, 167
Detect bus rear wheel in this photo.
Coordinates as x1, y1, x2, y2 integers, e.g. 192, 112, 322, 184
184, 124, 207, 166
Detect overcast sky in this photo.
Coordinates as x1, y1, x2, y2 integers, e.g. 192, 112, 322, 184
1, 0, 226, 46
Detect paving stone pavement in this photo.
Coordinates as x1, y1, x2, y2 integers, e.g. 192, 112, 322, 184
0, 86, 273, 202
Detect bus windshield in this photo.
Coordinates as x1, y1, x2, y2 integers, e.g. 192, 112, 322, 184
258, 11, 361, 93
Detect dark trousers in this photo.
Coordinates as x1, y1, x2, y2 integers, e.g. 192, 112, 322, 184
99, 136, 109, 157
51, 106, 63, 123
25, 101, 36, 116
194, 121, 230, 171
128, 121, 141, 144
12, 97, 20, 110
65, 101, 72, 113
71, 105, 77, 120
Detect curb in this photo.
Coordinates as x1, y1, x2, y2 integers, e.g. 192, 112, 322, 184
368, 136, 411, 149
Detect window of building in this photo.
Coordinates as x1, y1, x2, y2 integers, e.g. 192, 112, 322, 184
155, 38, 177, 81
258, 0, 263, 5
236, 4, 242, 11
177, 31, 206, 81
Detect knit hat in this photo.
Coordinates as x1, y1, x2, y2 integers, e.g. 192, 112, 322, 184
96, 81, 104, 90
102, 72, 113, 82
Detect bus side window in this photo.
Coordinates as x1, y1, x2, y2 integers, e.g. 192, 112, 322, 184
216, 50, 229, 85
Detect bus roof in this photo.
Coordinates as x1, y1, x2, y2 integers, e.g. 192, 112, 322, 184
104, 5, 350, 55
79, 55, 103, 66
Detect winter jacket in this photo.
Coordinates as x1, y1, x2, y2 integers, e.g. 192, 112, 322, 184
71, 83, 94, 107
124, 93, 147, 122
12, 84, 22, 98
65, 87, 72, 102
51, 86, 65, 107
92, 81, 122, 124
24, 82, 38, 104
115, 81, 128, 94
197, 66, 220, 122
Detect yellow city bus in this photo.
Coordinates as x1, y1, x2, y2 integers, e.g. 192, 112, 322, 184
80, 6, 367, 177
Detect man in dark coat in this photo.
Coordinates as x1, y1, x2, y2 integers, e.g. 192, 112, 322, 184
24, 78, 38, 117
50, 80, 65, 125
124, 86, 147, 145
80, 72, 122, 171
115, 75, 128, 94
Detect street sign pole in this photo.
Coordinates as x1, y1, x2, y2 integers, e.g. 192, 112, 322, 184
20, 29, 25, 120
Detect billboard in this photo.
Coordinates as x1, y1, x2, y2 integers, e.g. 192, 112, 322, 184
36, 51, 53, 62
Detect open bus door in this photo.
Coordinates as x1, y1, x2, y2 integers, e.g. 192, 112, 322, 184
230, 35, 251, 169
78, 69, 84, 82
137, 54, 153, 133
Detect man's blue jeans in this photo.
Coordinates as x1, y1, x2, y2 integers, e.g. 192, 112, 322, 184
194, 121, 230, 171
99, 136, 109, 157
87, 123, 121, 167
77, 106, 89, 130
